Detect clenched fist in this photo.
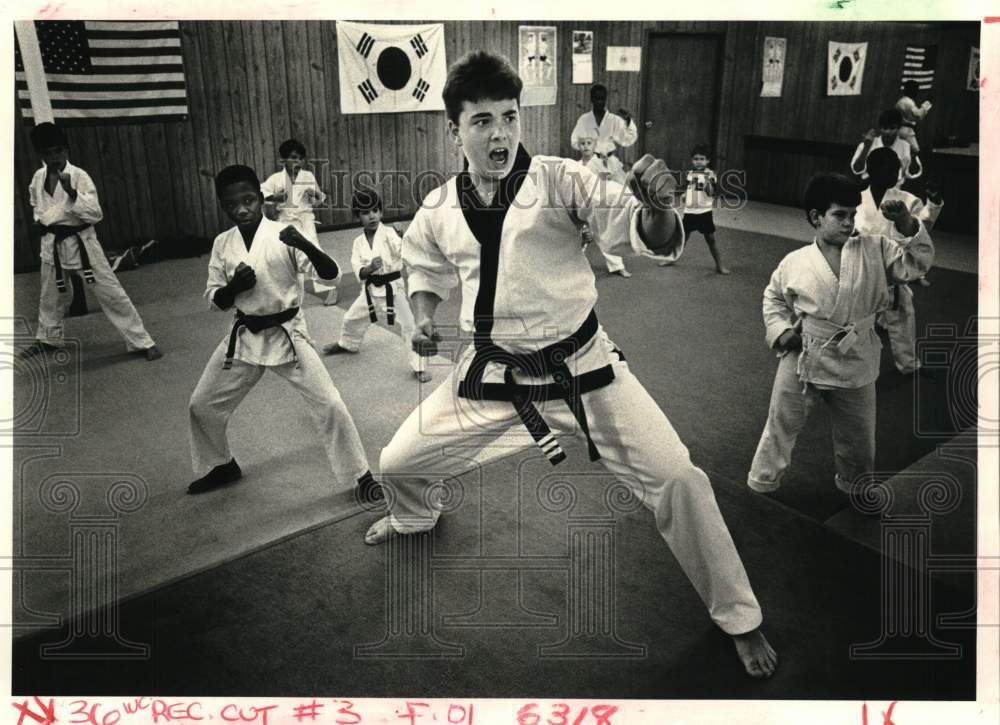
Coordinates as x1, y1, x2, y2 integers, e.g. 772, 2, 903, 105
626, 154, 677, 211
230, 261, 257, 293
880, 199, 913, 225
279, 225, 308, 249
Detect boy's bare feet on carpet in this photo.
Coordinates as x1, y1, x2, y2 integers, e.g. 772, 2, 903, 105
365, 515, 399, 545
367, 514, 778, 679
415, 370, 432, 382
324, 288, 339, 305
322, 342, 355, 355
610, 269, 632, 278
717, 267, 732, 275
657, 259, 675, 267
733, 629, 778, 678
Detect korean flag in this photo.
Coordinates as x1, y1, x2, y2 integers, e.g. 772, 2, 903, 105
337, 21, 447, 114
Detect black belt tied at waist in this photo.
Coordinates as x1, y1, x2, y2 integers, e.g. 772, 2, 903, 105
43, 223, 94, 292
364, 271, 402, 325
224, 307, 300, 370
457, 309, 611, 466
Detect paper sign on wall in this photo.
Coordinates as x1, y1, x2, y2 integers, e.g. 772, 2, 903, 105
519, 25, 557, 106
967, 47, 980, 91
760, 37, 786, 97
572, 30, 593, 85
607, 46, 641, 72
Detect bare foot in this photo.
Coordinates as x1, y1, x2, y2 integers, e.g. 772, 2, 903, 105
324, 289, 340, 305
365, 516, 399, 545
657, 259, 675, 267
415, 370, 432, 382
611, 269, 632, 278
716, 267, 732, 275
322, 343, 355, 355
733, 629, 778, 678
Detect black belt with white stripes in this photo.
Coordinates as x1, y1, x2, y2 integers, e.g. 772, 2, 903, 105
43, 223, 94, 293
457, 309, 613, 466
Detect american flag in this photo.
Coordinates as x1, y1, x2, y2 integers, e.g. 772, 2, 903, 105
15, 20, 188, 122
900, 45, 936, 91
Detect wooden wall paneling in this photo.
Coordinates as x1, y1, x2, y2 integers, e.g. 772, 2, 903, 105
304, 20, 333, 227
282, 22, 312, 146
200, 23, 238, 174
221, 22, 255, 172
13, 109, 38, 271
122, 125, 159, 244
182, 21, 224, 235
241, 21, 276, 207
262, 21, 292, 171
322, 22, 346, 223
93, 126, 139, 250
140, 122, 182, 240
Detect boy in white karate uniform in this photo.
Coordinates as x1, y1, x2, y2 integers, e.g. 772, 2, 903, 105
19, 123, 162, 362
187, 165, 379, 505
576, 132, 631, 278
365, 51, 778, 679
261, 138, 340, 306
855, 147, 943, 374
322, 188, 431, 382
895, 80, 933, 153
851, 108, 922, 188
748, 173, 934, 496
571, 84, 637, 187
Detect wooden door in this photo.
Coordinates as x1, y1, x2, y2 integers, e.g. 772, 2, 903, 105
641, 33, 723, 173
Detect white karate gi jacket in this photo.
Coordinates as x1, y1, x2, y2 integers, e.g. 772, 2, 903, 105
29, 161, 104, 269
204, 217, 317, 365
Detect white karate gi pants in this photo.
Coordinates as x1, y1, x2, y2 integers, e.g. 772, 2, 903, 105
337, 282, 425, 373
748, 353, 877, 494
882, 284, 919, 373
35, 249, 155, 351
378, 353, 763, 636
188, 339, 370, 486
601, 252, 626, 273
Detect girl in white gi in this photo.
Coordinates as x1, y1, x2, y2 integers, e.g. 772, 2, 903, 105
748, 173, 934, 497
261, 139, 340, 306
322, 188, 431, 382
19, 123, 162, 362
570, 84, 637, 189
187, 165, 380, 506
855, 147, 943, 375
576, 133, 631, 278
366, 51, 778, 679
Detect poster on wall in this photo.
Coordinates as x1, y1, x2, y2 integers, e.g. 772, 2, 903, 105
760, 36, 786, 97
519, 25, 557, 106
827, 40, 868, 96
572, 30, 593, 85
607, 46, 641, 72
967, 47, 980, 91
